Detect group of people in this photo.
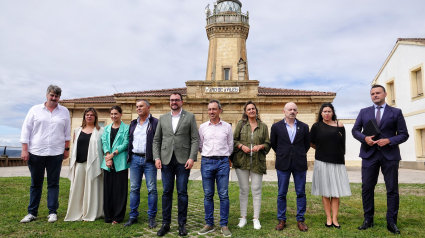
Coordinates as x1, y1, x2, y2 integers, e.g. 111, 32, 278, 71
19, 84, 408, 236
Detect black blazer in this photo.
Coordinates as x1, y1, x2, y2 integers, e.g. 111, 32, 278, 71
270, 119, 310, 171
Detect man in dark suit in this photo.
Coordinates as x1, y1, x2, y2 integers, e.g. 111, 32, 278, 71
124, 99, 159, 228
352, 85, 409, 234
153, 92, 200, 236
270, 102, 310, 232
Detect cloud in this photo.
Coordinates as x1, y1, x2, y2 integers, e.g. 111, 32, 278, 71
0, 0, 424, 144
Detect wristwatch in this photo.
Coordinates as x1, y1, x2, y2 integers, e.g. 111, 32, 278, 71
113, 151, 117, 156
65, 147, 70, 151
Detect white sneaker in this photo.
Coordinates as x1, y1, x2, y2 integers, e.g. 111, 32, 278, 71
253, 218, 261, 230
20, 214, 36, 223
47, 214, 57, 223
237, 218, 247, 228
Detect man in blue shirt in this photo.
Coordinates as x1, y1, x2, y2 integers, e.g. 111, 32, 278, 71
270, 102, 310, 232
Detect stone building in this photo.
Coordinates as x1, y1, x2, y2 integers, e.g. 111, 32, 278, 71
60, 0, 336, 168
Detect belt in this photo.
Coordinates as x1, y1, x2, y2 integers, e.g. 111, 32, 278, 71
133, 153, 146, 157
202, 156, 228, 160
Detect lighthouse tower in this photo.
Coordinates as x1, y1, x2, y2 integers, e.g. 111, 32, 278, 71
205, 0, 250, 81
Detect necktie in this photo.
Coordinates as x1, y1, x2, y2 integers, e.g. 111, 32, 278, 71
376, 106, 382, 125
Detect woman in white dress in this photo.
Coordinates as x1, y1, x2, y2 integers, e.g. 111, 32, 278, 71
64, 107, 104, 221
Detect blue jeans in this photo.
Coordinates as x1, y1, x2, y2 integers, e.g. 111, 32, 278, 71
161, 154, 190, 224
201, 156, 230, 227
27, 153, 63, 216
277, 164, 307, 222
129, 155, 158, 219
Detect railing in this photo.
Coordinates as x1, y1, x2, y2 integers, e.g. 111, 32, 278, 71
0, 146, 26, 167
1, 146, 22, 157
206, 13, 249, 25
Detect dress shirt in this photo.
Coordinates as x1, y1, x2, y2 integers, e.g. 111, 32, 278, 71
198, 119, 233, 157
171, 108, 182, 133
374, 103, 387, 120
284, 118, 297, 144
132, 115, 150, 154
20, 103, 71, 156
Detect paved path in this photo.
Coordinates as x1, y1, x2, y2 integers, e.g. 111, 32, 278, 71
1, 166, 424, 184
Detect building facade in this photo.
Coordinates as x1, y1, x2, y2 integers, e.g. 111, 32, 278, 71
60, 0, 336, 168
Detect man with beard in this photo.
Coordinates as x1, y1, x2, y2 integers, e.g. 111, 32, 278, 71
270, 102, 310, 232
197, 99, 233, 237
352, 85, 408, 234
153, 92, 199, 236
20, 85, 71, 223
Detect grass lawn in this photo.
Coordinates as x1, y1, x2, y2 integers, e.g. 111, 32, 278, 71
0, 176, 424, 237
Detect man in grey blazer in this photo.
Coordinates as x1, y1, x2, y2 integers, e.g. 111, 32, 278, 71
153, 92, 199, 237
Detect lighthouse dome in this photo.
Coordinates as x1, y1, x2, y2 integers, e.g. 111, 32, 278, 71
216, 0, 242, 13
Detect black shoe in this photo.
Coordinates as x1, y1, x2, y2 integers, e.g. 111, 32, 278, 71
325, 222, 333, 228
123, 218, 138, 227
358, 220, 374, 230
332, 223, 341, 229
157, 224, 170, 237
178, 223, 188, 236
387, 223, 401, 234
149, 217, 157, 229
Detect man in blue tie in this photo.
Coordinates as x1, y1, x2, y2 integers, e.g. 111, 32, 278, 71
352, 85, 409, 234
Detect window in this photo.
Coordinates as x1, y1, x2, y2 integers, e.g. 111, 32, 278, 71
222, 66, 232, 80
414, 125, 425, 159
98, 121, 105, 128
422, 129, 425, 157
224, 68, 230, 80
416, 69, 423, 95
410, 63, 424, 100
385, 78, 396, 105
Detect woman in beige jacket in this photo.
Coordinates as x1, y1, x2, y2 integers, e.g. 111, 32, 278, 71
65, 108, 104, 221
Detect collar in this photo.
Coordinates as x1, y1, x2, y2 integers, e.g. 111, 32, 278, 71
171, 108, 183, 117
43, 102, 59, 110
374, 103, 387, 109
284, 118, 297, 125
208, 119, 223, 126
137, 114, 151, 124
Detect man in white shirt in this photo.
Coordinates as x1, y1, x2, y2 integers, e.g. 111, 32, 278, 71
20, 85, 71, 223
197, 99, 233, 237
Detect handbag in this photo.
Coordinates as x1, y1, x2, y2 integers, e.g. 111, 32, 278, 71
229, 121, 244, 162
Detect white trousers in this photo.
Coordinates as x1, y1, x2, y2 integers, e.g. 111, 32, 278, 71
235, 168, 263, 219
64, 162, 103, 221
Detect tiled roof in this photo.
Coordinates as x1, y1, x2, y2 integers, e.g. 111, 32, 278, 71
397, 38, 425, 44
258, 87, 335, 96
60, 86, 335, 104
60, 95, 115, 104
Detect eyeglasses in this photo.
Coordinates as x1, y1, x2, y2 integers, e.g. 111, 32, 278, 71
170, 99, 182, 102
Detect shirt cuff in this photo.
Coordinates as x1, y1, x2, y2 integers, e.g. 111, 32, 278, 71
155, 158, 160, 161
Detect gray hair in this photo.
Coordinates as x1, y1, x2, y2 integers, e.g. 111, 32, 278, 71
209, 99, 222, 109
46, 85, 62, 96
136, 99, 150, 107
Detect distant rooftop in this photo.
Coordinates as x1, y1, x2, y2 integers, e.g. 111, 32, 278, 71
60, 86, 336, 104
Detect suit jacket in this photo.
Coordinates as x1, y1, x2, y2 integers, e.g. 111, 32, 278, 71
352, 105, 409, 160
153, 109, 199, 165
101, 121, 130, 172
127, 114, 158, 164
270, 119, 310, 171
69, 127, 104, 182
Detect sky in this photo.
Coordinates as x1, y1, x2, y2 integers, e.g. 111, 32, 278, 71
1, 0, 424, 146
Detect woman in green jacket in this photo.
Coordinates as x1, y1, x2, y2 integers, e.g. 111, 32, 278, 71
233, 101, 271, 230
101, 105, 130, 224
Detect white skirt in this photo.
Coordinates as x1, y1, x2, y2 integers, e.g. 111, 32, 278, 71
311, 160, 351, 198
